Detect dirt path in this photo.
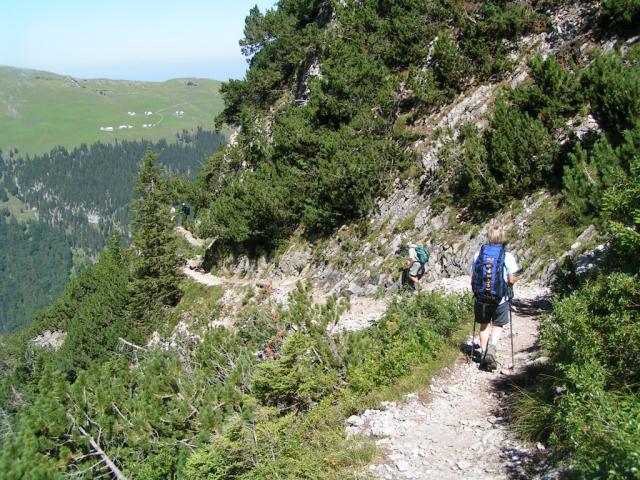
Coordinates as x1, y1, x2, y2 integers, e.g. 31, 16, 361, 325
179, 233, 553, 478
182, 265, 391, 331
347, 282, 551, 480
176, 226, 205, 248
181, 267, 232, 287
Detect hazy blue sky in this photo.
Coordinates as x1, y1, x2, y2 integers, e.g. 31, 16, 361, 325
0, 0, 277, 81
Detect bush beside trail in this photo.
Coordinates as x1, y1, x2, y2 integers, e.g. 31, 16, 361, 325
0, 271, 472, 477
512, 112, 640, 479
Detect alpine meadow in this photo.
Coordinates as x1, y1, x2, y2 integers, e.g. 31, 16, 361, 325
0, 0, 639, 479
0, 66, 224, 156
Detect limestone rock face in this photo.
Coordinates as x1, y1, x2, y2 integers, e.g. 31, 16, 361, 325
276, 245, 313, 277
296, 56, 322, 107
30, 330, 67, 351
192, 0, 606, 332
545, 1, 599, 51
540, 224, 601, 285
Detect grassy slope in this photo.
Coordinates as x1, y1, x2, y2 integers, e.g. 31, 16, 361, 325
0, 66, 224, 155
0, 192, 37, 222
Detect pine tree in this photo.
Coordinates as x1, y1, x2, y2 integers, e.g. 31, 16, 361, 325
128, 151, 181, 334
56, 237, 132, 379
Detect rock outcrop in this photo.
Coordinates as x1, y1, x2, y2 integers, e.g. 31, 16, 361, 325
30, 330, 66, 351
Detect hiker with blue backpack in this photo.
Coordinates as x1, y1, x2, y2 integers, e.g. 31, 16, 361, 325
471, 227, 519, 371
404, 243, 429, 290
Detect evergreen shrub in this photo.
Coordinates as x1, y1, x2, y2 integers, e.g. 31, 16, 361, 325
514, 122, 640, 478
510, 56, 583, 129
518, 272, 640, 478
584, 45, 640, 135
599, 0, 640, 34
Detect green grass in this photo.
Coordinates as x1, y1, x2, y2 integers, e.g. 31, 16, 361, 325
175, 279, 224, 321
0, 66, 225, 156
0, 191, 38, 222
356, 321, 469, 408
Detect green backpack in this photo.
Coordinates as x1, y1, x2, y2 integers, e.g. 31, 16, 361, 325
415, 246, 429, 265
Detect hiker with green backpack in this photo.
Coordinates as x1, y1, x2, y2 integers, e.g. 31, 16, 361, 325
470, 227, 519, 371
404, 243, 429, 290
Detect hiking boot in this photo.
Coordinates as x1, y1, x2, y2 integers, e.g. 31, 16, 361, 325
472, 347, 483, 363
482, 345, 497, 371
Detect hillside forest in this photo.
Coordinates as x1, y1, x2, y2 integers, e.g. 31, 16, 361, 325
0, 129, 225, 333
0, 0, 639, 478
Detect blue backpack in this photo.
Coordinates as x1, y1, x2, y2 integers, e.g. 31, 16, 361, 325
472, 244, 506, 304
415, 246, 429, 265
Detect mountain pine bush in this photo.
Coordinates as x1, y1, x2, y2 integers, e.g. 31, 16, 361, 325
562, 130, 627, 224
200, 0, 550, 253
510, 56, 583, 130
513, 47, 640, 479
599, 0, 640, 34
517, 268, 640, 478
584, 45, 640, 135
0, 268, 470, 478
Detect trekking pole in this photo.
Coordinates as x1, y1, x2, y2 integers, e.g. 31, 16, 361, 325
470, 315, 476, 363
508, 288, 515, 370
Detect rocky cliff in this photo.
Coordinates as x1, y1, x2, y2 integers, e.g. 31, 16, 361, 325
196, 0, 610, 311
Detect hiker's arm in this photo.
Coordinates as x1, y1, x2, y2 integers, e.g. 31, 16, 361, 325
505, 253, 519, 286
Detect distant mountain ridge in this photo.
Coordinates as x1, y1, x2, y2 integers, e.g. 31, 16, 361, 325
0, 66, 224, 155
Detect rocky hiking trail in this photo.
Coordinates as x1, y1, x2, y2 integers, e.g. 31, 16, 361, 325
177, 230, 555, 478
348, 282, 552, 480
181, 264, 390, 331
177, 224, 390, 331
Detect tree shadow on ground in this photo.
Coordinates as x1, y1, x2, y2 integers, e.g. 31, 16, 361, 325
512, 295, 552, 317
491, 361, 560, 479
487, 294, 561, 479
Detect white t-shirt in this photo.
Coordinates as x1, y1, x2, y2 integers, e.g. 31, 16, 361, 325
472, 249, 519, 305
408, 246, 417, 262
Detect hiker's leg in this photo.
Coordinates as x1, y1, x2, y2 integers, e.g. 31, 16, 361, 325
408, 261, 422, 291
479, 322, 491, 351
484, 329, 499, 371
489, 325, 503, 346
474, 301, 493, 351
415, 266, 424, 290
489, 302, 509, 347
490, 302, 510, 346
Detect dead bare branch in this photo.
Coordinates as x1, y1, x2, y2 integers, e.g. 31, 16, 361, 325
118, 338, 148, 352
76, 425, 129, 480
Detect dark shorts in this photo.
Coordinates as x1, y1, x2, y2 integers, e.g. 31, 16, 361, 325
474, 301, 510, 326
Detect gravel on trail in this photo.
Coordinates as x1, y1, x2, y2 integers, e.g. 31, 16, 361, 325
182, 253, 556, 479
347, 282, 553, 480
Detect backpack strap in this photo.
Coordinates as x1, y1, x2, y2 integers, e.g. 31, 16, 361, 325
472, 244, 486, 294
